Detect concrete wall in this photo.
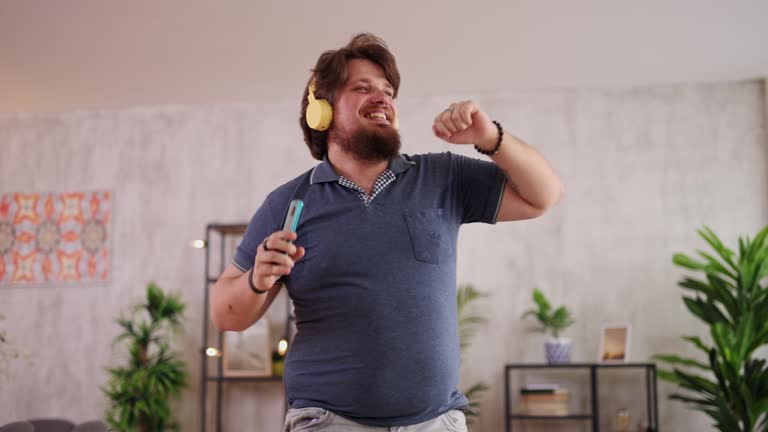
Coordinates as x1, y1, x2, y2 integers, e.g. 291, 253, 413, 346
0, 79, 766, 431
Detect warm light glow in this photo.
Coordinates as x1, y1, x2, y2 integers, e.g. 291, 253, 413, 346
278, 339, 288, 356
190, 240, 206, 249
205, 347, 221, 357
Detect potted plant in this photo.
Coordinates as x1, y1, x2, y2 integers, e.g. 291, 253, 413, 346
655, 225, 768, 432
522, 288, 575, 364
104, 282, 187, 432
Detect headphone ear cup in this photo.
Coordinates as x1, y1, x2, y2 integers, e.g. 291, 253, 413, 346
306, 98, 333, 131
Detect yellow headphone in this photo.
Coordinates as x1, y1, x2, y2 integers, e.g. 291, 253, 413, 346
305, 78, 399, 131
306, 79, 333, 131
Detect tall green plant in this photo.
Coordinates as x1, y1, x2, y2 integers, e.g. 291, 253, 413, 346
457, 283, 490, 421
655, 226, 768, 432
104, 282, 187, 432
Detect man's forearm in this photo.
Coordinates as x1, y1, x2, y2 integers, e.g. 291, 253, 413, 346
486, 133, 563, 211
210, 270, 274, 332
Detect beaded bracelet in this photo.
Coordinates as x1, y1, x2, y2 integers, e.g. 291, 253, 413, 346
474, 120, 503, 156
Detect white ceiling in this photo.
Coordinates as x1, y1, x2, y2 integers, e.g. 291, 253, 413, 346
1, 0, 767, 114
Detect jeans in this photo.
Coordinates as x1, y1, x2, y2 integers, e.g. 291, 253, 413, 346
283, 408, 468, 432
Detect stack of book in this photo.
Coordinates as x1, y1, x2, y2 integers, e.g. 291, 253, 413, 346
519, 384, 570, 416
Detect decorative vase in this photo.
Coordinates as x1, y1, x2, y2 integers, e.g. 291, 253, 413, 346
545, 338, 573, 364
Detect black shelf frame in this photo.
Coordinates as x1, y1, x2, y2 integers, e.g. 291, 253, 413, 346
206, 376, 284, 382
504, 363, 659, 432
200, 223, 294, 432
509, 414, 594, 420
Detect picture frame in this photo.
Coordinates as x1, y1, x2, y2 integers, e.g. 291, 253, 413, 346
598, 324, 631, 363
222, 317, 272, 377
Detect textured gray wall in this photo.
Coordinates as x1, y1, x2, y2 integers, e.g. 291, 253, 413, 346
0, 80, 766, 431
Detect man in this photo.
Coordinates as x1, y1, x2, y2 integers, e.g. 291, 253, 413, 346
211, 33, 563, 431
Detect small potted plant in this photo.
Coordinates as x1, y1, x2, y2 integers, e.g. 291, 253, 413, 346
522, 288, 575, 364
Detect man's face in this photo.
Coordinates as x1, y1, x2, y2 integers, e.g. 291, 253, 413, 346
329, 58, 401, 162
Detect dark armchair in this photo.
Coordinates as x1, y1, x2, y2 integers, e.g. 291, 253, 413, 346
0, 420, 107, 432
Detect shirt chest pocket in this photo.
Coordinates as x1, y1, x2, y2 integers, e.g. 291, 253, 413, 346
403, 208, 448, 264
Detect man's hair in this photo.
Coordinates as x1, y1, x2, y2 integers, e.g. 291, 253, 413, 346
300, 33, 401, 161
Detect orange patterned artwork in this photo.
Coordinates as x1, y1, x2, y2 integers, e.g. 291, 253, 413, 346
0, 191, 111, 287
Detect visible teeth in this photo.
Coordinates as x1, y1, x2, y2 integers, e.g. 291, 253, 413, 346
365, 112, 386, 120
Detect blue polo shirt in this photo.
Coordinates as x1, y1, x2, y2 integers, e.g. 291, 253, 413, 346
233, 152, 506, 427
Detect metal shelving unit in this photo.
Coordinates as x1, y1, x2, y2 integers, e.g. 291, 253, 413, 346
200, 223, 294, 432
504, 363, 659, 432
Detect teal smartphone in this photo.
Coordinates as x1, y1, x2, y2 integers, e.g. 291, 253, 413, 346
277, 200, 303, 279
283, 200, 304, 234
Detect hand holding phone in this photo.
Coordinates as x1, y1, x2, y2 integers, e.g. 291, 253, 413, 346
252, 200, 305, 290
262, 199, 304, 254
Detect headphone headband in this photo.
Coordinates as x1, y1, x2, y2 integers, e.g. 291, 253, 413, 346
307, 80, 318, 102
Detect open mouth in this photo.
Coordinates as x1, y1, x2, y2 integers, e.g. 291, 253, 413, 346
363, 112, 389, 124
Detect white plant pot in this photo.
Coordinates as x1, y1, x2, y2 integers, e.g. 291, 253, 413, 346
545, 337, 573, 364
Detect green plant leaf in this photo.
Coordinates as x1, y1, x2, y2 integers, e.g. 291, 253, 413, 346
696, 250, 738, 282
681, 335, 712, 354
698, 226, 739, 274
682, 296, 730, 326
654, 354, 710, 370
669, 393, 715, 408
672, 367, 718, 396
657, 367, 682, 385
673, 253, 708, 271
532, 288, 551, 315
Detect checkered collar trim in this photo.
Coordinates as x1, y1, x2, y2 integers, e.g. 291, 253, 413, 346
310, 154, 416, 185
338, 170, 397, 206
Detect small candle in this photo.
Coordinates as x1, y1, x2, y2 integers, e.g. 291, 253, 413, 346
272, 339, 289, 377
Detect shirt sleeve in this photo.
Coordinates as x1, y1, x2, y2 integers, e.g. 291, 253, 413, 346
450, 152, 507, 224
232, 193, 282, 272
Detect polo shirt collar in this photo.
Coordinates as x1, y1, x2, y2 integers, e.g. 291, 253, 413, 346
389, 153, 417, 175
310, 153, 416, 185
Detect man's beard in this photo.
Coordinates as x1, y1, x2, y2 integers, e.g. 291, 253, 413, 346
332, 124, 401, 163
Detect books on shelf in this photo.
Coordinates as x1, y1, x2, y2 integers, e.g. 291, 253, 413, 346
519, 385, 570, 416
521, 383, 561, 391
